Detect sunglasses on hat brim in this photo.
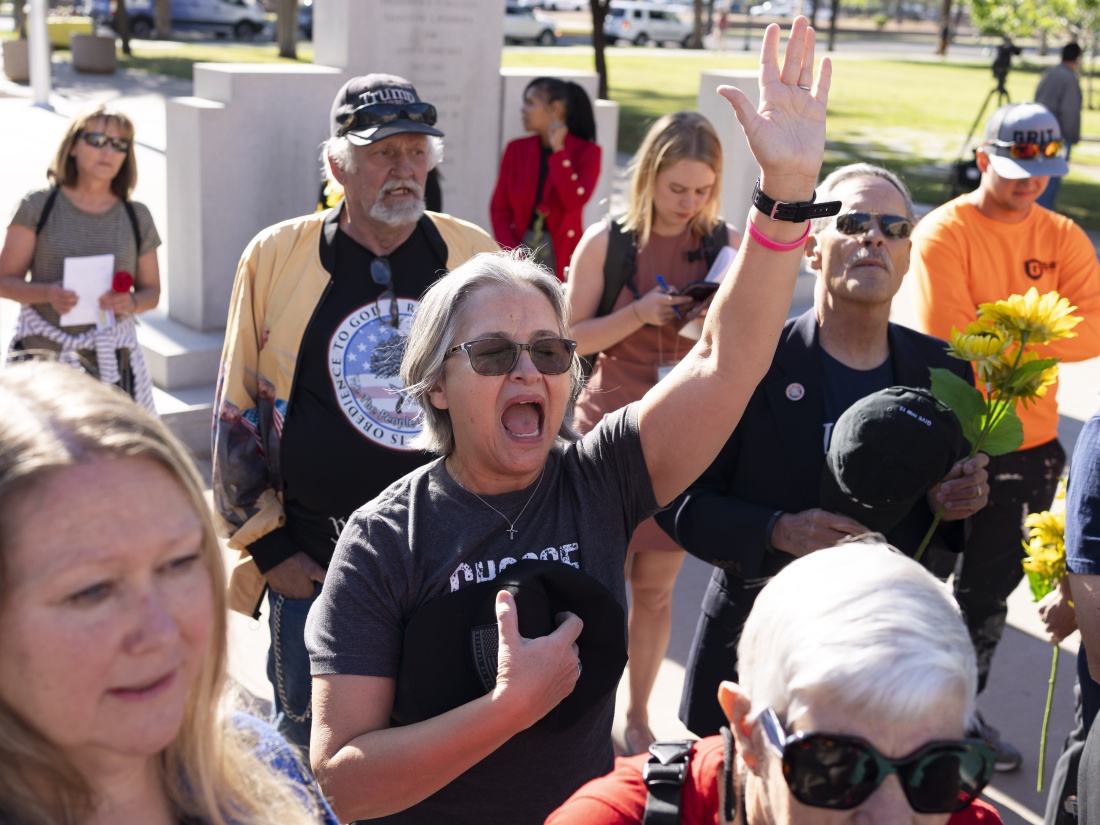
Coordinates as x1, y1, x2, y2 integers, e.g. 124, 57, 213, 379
986, 138, 1064, 160
759, 707, 995, 814
338, 101, 438, 138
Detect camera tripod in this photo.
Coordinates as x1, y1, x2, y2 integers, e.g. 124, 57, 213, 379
945, 78, 1011, 199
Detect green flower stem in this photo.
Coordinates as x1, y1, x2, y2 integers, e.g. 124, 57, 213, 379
916, 333, 1031, 564
1038, 644, 1059, 792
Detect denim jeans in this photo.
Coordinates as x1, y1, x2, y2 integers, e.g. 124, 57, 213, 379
266, 582, 322, 755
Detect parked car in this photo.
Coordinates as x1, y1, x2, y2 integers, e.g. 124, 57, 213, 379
603, 1, 692, 47
539, 0, 588, 9
86, 0, 266, 40
504, 4, 560, 45
749, 0, 792, 15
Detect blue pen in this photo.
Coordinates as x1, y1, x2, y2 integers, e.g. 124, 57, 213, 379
655, 275, 681, 319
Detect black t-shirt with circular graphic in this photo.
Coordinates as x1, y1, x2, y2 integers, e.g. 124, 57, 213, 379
279, 218, 447, 568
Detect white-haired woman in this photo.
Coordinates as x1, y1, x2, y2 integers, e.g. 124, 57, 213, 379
307, 19, 831, 825
0, 362, 337, 825
548, 540, 1002, 825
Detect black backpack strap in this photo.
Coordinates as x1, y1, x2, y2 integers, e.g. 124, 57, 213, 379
37, 186, 143, 258
642, 739, 695, 825
700, 220, 731, 269
122, 199, 142, 256
598, 215, 640, 318
35, 186, 61, 235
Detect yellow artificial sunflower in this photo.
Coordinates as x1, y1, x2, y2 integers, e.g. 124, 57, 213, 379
978, 288, 1081, 346
1025, 510, 1066, 551
985, 348, 1059, 406
948, 321, 1010, 378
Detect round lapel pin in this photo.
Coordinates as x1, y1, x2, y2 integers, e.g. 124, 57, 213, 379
786, 382, 805, 401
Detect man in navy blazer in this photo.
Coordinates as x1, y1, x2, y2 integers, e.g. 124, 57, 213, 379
658, 163, 991, 737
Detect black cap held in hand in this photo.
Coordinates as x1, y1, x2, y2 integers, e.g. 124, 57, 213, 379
392, 559, 626, 733
820, 386, 968, 533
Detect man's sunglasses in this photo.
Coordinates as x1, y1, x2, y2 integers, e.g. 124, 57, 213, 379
78, 132, 131, 153
337, 102, 438, 138
371, 258, 400, 328
760, 707, 995, 813
446, 336, 577, 376
986, 138, 1064, 160
834, 212, 913, 239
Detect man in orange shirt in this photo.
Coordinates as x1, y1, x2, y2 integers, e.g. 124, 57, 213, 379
909, 101, 1100, 771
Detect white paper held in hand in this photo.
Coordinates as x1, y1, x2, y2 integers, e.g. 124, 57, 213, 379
62, 254, 114, 328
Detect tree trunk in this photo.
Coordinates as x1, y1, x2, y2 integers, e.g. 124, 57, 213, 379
827, 0, 838, 51
116, 0, 132, 56
591, 0, 610, 99
936, 0, 952, 55
691, 0, 705, 47
1038, 28, 1048, 57
14, 0, 26, 37
277, 0, 297, 58
705, 0, 716, 36
155, 0, 171, 39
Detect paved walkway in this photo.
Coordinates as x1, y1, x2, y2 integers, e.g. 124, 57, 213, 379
4, 56, 1100, 825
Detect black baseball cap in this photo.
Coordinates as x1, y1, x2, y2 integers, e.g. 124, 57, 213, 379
392, 559, 626, 733
330, 73, 444, 146
820, 387, 967, 533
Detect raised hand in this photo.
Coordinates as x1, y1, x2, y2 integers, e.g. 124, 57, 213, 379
719, 17, 831, 202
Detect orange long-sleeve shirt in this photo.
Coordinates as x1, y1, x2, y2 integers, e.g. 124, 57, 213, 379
909, 196, 1100, 450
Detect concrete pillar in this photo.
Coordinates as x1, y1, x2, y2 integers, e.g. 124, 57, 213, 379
697, 71, 759, 230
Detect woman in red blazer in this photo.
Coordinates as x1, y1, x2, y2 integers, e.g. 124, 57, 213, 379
490, 77, 601, 281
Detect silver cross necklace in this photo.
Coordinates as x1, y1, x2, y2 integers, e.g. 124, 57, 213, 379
459, 466, 546, 540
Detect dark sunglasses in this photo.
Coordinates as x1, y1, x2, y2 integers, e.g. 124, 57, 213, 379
760, 707, 995, 814
986, 138, 1064, 160
446, 336, 577, 376
337, 101, 438, 138
371, 258, 400, 328
79, 131, 131, 153
834, 211, 913, 239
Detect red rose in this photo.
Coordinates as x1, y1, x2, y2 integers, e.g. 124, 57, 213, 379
112, 271, 134, 293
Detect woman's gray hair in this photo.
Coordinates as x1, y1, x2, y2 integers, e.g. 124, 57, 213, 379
401, 250, 583, 455
811, 162, 916, 232
322, 134, 444, 181
737, 537, 977, 731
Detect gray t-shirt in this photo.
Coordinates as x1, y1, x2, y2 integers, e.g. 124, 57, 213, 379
306, 404, 657, 825
10, 187, 160, 332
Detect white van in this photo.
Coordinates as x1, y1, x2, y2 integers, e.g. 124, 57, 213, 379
603, 2, 693, 47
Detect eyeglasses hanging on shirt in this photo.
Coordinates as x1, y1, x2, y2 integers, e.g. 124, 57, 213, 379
370, 258, 401, 328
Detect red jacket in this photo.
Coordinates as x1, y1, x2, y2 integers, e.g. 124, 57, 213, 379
490, 132, 601, 280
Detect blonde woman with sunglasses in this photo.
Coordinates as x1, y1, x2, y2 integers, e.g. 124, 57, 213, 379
0, 103, 161, 410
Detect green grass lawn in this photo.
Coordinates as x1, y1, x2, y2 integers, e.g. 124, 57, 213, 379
8, 32, 1093, 227
503, 49, 1100, 228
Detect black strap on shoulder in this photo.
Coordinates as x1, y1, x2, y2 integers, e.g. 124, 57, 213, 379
699, 221, 731, 269
419, 213, 450, 269
36, 185, 143, 256
642, 739, 695, 825
35, 186, 61, 236
122, 199, 141, 255
598, 215, 640, 318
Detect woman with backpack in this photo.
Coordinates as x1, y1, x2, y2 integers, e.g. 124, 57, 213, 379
0, 103, 161, 410
566, 110, 741, 756
490, 77, 601, 281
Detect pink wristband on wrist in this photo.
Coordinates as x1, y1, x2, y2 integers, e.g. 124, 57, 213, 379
747, 220, 811, 252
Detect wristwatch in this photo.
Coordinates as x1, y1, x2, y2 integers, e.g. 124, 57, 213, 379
752, 179, 842, 222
